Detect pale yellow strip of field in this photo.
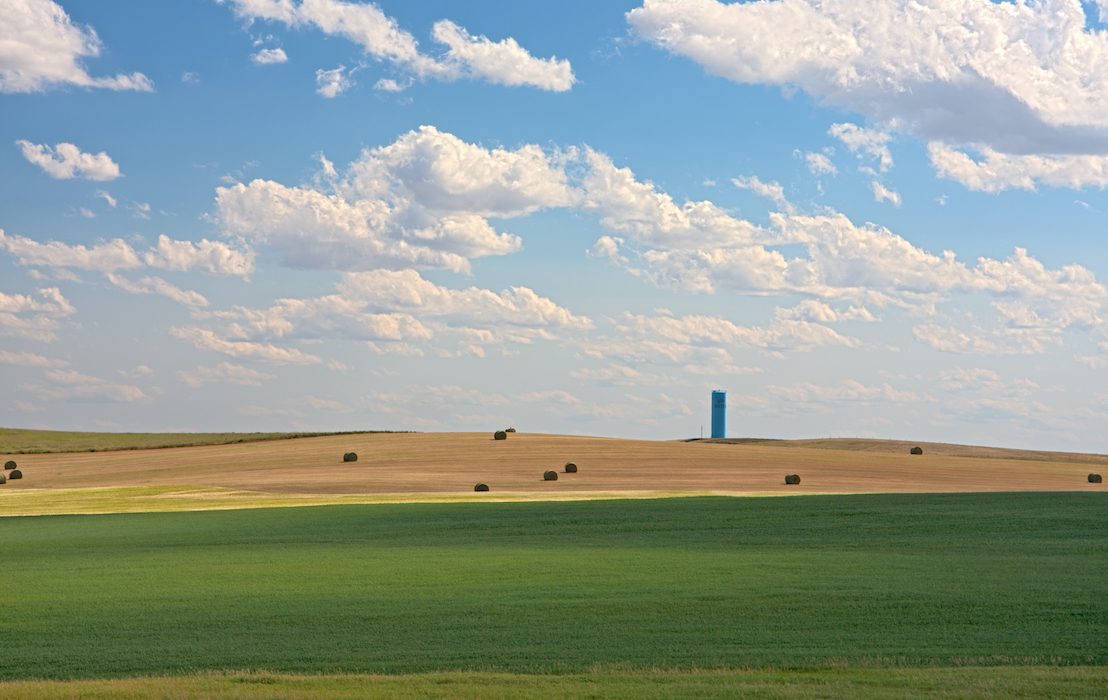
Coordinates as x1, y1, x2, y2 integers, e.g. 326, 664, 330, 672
0, 485, 804, 517
0, 667, 1105, 699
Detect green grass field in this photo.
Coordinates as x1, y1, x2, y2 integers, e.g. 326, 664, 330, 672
1, 493, 1105, 695
0, 427, 389, 453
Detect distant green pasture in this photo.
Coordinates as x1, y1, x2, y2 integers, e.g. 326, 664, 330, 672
0, 493, 1104, 686
0, 427, 390, 453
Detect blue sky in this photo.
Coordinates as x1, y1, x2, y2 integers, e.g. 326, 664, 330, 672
3, 0, 1108, 450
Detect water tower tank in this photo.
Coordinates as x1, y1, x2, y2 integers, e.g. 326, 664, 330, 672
711, 390, 726, 439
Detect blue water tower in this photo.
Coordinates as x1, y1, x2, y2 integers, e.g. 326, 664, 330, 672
711, 390, 726, 439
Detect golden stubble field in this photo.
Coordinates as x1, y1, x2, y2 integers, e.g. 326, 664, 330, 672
1, 432, 1104, 516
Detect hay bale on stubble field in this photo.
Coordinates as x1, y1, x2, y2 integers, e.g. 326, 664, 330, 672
474, 483, 490, 492
543, 470, 558, 481
1090, 473, 1103, 484
8, 469, 22, 480
564, 462, 578, 473
784, 474, 801, 485
343, 452, 358, 463
493, 431, 508, 441
0, 474, 6, 485
910, 446, 923, 455
3, 460, 15, 470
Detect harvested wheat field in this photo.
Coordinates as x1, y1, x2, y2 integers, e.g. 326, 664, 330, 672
1, 432, 1104, 516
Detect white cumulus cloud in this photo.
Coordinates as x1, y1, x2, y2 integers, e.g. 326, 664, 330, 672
315, 65, 352, 97
628, 0, 1108, 153
829, 123, 893, 172
628, 0, 1108, 189
929, 143, 1108, 192
224, 0, 574, 91
0, 0, 153, 93
804, 152, 837, 176
170, 326, 324, 365
0, 229, 254, 278
582, 149, 766, 250
430, 19, 574, 91
373, 77, 409, 92
17, 140, 121, 180
775, 300, 876, 324
106, 273, 209, 308
0, 286, 74, 342
187, 268, 589, 359
587, 164, 1107, 357
216, 126, 573, 273
251, 47, 288, 64
340, 269, 593, 332
142, 235, 256, 278
732, 175, 793, 213
870, 181, 901, 207
0, 230, 141, 272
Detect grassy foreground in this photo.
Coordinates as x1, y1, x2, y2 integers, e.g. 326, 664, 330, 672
2, 667, 1105, 699
1, 493, 1105, 684
0, 427, 383, 453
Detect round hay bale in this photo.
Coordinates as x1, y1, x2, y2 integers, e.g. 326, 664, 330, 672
543, 470, 558, 481
505, 427, 517, 433
493, 430, 508, 441
1090, 473, 1103, 484
784, 473, 801, 485
910, 446, 923, 455
564, 462, 578, 473
0, 474, 6, 484
3, 460, 15, 470
343, 452, 358, 463
474, 483, 490, 492
8, 469, 22, 480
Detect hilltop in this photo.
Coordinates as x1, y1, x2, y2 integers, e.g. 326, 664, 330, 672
2, 431, 1102, 516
